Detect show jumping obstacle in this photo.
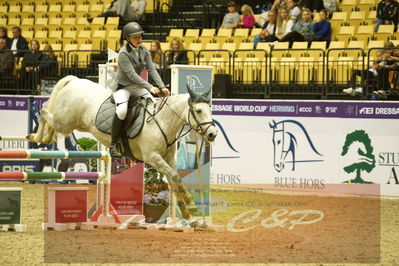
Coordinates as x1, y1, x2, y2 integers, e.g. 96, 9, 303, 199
0, 148, 124, 230
0, 187, 27, 232
44, 187, 93, 231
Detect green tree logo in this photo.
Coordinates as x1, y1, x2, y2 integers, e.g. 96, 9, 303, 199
341, 130, 376, 184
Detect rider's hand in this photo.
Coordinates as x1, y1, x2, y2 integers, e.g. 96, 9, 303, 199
160, 87, 170, 96
150, 87, 160, 95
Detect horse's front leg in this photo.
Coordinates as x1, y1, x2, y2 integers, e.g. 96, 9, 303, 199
164, 148, 198, 215
146, 153, 195, 220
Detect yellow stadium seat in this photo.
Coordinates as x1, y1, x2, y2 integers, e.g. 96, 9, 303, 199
8, 5, 21, 16
35, 30, 48, 39
0, 6, 8, 14
23, 31, 34, 41
335, 26, 356, 46
188, 42, 204, 52
201, 29, 216, 37
330, 12, 348, 30
359, 0, 375, 13
356, 25, 374, 42
366, 10, 376, 25
340, 0, 358, 13
238, 42, 254, 50
90, 4, 104, 15
8, 18, 20, 27
349, 11, 366, 27
92, 30, 107, 50
249, 28, 262, 41
296, 57, 315, 84
48, 4, 62, 15
76, 4, 90, 16
186, 29, 200, 38
35, 4, 48, 14
0, 17, 7, 26
375, 24, 394, 41
290, 42, 308, 58
105, 16, 119, 31
107, 30, 122, 51
35, 17, 49, 28
48, 30, 62, 42
21, 5, 34, 16
48, 17, 62, 31
160, 42, 169, 51
222, 42, 237, 51
328, 41, 345, 59
205, 42, 221, 50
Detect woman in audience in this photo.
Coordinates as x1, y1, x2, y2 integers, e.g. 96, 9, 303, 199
0, 27, 11, 48
238, 4, 255, 29
273, 8, 314, 47
220, 1, 241, 29
39, 44, 58, 78
166, 37, 188, 67
150, 40, 163, 69
20, 40, 43, 94
269, 7, 294, 46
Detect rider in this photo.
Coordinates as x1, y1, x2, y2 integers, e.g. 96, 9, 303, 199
110, 22, 170, 157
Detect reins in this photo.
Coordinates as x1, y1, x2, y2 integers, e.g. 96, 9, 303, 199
145, 95, 213, 147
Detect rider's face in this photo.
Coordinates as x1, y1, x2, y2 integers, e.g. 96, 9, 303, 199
128, 34, 142, 47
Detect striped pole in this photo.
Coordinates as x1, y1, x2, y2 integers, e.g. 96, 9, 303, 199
0, 150, 110, 160
0, 172, 106, 181
0, 136, 30, 141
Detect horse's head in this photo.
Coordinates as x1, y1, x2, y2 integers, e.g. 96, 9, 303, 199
186, 85, 218, 142
269, 120, 285, 172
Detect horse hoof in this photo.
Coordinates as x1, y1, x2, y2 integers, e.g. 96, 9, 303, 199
188, 207, 199, 216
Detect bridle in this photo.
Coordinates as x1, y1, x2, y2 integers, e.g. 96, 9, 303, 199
146, 96, 215, 147
187, 98, 215, 137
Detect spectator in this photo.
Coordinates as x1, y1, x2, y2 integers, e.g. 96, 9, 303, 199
92, 0, 146, 23
20, 40, 43, 94
287, 0, 301, 24
269, 7, 294, 46
0, 38, 14, 77
39, 44, 58, 78
0, 27, 12, 48
344, 42, 395, 96
220, 1, 241, 29
273, 8, 314, 46
306, 9, 331, 42
239, 4, 255, 28
9, 27, 28, 58
166, 37, 188, 67
375, 0, 398, 32
150, 40, 163, 69
253, 9, 278, 48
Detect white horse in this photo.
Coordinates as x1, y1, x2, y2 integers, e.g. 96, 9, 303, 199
28, 75, 218, 221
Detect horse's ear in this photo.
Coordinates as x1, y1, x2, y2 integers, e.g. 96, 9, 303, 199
186, 84, 195, 100
202, 88, 212, 98
269, 120, 276, 128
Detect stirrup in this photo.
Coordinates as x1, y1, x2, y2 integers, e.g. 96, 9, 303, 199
109, 143, 122, 157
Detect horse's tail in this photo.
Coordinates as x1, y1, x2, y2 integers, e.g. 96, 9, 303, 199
46, 75, 78, 113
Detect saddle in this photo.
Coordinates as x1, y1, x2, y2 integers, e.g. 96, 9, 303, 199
95, 95, 150, 159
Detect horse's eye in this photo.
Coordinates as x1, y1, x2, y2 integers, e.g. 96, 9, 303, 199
277, 140, 281, 145
196, 109, 202, 114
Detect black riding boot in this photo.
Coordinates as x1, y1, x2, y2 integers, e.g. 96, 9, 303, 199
110, 114, 123, 157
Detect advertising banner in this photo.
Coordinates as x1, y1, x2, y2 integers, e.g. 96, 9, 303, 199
212, 99, 399, 196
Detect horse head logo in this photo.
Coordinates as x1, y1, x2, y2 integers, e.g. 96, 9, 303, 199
269, 120, 323, 172
186, 75, 203, 92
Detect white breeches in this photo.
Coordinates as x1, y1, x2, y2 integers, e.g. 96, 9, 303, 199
113, 87, 156, 120
113, 88, 130, 120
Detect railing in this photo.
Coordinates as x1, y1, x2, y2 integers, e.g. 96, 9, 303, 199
0, 47, 393, 100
